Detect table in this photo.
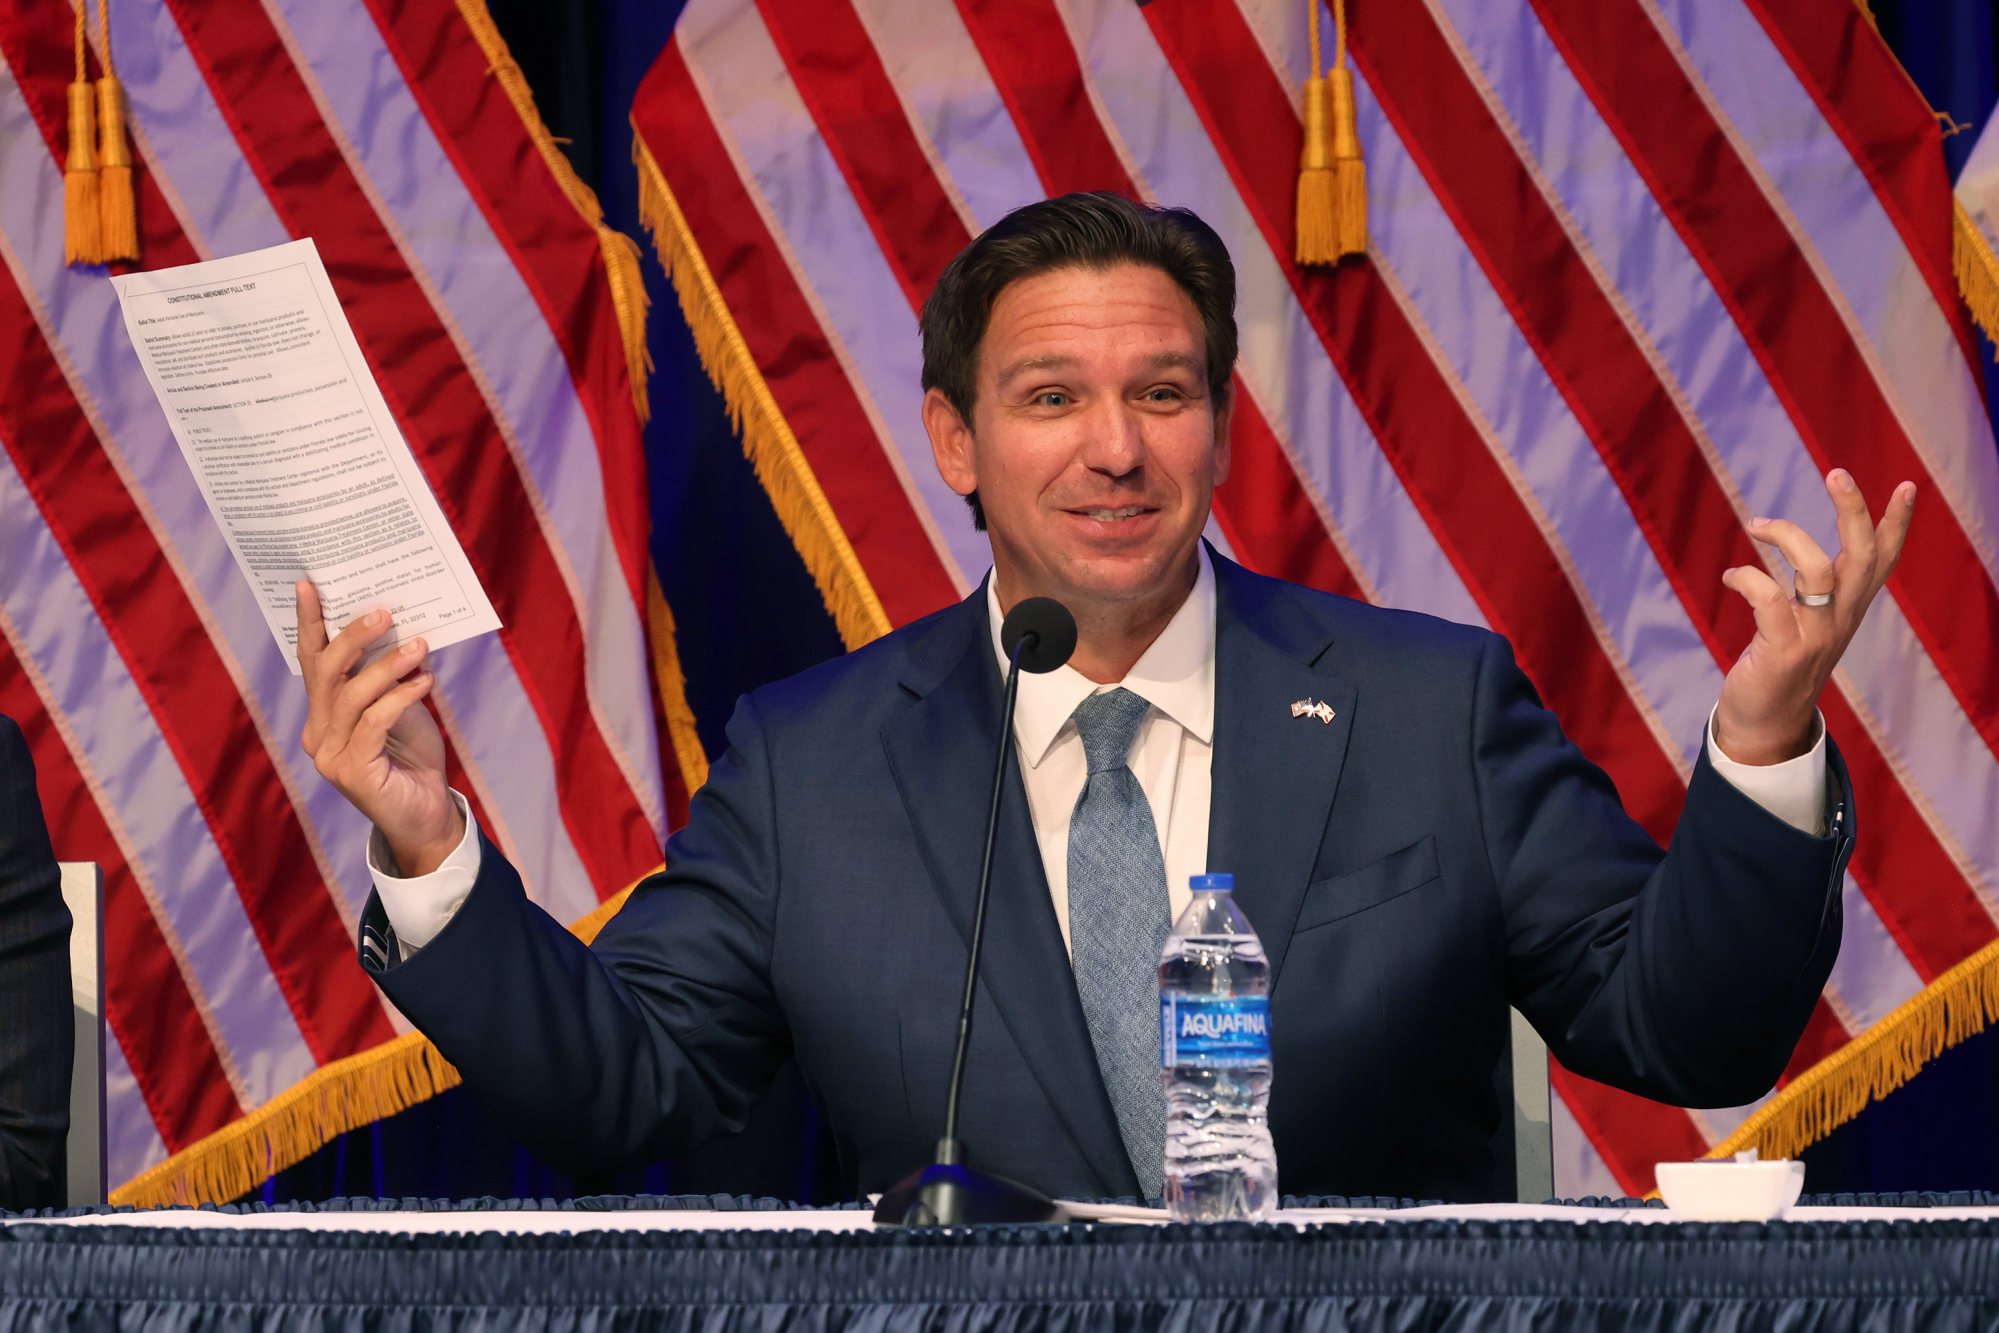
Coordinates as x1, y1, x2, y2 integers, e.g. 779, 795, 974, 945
9, 1195, 1999, 1329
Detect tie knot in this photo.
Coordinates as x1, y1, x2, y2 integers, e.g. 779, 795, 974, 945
1071, 688, 1150, 774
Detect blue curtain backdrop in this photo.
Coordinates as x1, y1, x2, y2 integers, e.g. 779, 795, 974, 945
256, 0, 1999, 1205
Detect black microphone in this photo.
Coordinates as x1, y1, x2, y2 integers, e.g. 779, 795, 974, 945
1002, 596, 1078, 675
874, 596, 1077, 1226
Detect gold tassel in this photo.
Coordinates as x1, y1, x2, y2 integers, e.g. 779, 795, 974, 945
1294, 0, 1337, 265
1329, 65, 1368, 260
64, 6, 102, 268
1295, 74, 1339, 265
93, 0, 136, 262
96, 76, 138, 262
1296, 0, 1366, 265
64, 84, 102, 265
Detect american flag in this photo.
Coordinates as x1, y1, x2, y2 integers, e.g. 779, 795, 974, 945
0, 0, 675, 1194
632, 0, 1999, 1196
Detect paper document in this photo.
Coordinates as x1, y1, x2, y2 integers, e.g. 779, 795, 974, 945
111, 238, 500, 673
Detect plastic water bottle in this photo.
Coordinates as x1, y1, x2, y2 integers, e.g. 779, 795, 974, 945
1158, 872, 1276, 1221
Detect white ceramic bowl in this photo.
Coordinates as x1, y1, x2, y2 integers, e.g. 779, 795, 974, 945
1654, 1159, 1805, 1221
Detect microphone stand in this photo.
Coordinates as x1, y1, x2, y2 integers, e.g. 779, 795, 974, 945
873, 630, 1069, 1226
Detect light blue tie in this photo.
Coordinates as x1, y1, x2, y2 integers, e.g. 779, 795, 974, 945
1067, 687, 1170, 1200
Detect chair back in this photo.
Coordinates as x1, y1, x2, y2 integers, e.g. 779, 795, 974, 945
60, 861, 104, 1208
1509, 1007, 1553, 1202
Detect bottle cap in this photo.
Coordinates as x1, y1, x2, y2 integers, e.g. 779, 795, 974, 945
1189, 872, 1234, 892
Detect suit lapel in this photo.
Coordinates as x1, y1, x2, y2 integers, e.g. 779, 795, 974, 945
1207, 560, 1357, 985
880, 598, 1139, 1198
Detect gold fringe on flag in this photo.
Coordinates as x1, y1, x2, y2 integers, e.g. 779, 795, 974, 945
633, 134, 893, 652
109, 1033, 464, 1207
107, 872, 654, 1208
64, 4, 102, 267
1952, 198, 1999, 354
647, 569, 711, 796
451, 0, 652, 423
94, 0, 138, 263
1296, 0, 1366, 266
1702, 935, 1999, 1165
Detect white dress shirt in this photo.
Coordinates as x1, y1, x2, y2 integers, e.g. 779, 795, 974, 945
373, 547, 1829, 954
992, 549, 1218, 952
368, 792, 479, 952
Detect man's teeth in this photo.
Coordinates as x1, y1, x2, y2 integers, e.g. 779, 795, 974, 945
1086, 506, 1144, 520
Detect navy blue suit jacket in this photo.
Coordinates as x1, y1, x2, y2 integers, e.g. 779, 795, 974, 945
0, 714, 71, 1211
365, 555, 1849, 1201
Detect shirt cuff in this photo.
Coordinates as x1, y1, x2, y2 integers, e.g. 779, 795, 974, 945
1704, 706, 1829, 837
365, 791, 481, 954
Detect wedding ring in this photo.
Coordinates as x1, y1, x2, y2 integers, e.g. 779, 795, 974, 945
1795, 591, 1834, 608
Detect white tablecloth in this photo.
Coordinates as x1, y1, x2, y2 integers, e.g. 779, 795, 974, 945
18, 1201, 1999, 1233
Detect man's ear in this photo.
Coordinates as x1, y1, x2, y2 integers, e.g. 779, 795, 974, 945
925, 387, 978, 498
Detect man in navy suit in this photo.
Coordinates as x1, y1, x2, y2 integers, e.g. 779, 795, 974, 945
299, 194, 1913, 1201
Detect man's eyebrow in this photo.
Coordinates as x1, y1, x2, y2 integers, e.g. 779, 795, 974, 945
995, 354, 1078, 388
994, 350, 1206, 388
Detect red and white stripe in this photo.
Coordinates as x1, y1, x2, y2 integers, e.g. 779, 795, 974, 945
0, 0, 668, 1188
637, 0, 1999, 1196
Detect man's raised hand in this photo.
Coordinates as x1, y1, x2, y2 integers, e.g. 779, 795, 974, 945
296, 581, 463, 876
1714, 470, 1917, 767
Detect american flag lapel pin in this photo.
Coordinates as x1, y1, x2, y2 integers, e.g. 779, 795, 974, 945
1290, 697, 1337, 724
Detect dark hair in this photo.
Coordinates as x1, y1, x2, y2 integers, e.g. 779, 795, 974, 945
919, 192, 1238, 529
